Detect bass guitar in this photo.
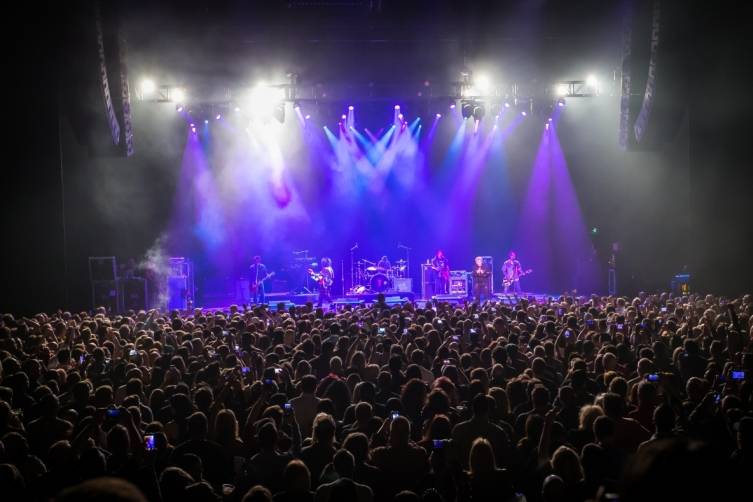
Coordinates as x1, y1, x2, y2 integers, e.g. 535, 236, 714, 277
502, 269, 533, 288
250, 272, 275, 292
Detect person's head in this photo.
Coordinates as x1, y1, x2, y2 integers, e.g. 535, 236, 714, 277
214, 409, 239, 443
637, 381, 658, 408
57, 477, 147, 502
437, 250, 445, 259
332, 448, 355, 479
241, 485, 273, 502
254, 256, 261, 264
312, 413, 336, 444
282, 460, 311, 494
653, 403, 675, 433
471, 393, 490, 418
602, 392, 626, 419
187, 412, 209, 440
474, 256, 483, 267
468, 437, 496, 476
300, 374, 317, 394
593, 415, 616, 445
509, 251, 516, 260
551, 446, 584, 485
541, 474, 565, 502
389, 415, 411, 447
159, 467, 195, 501
531, 386, 550, 410
579, 404, 604, 433
257, 421, 278, 450
342, 432, 370, 464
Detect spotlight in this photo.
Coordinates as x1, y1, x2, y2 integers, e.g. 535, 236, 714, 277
140, 78, 156, 97
176, 105, 184, 112
204, 119, 209, 124
461, 101, 474, 119
504, 102, 510, 108
245, 84, 285, 120
474, 74, 491, 94
172, 87, 187, 103
586, 75, 598, 87
293, 101, 301, 110
520, 111, 527, 117
398, 113, 404, 120
305, 114, 311, 120
215, 114, 221, 120
436, 113, 442, 118
555, 83, 568, 97
191, 127, 196, 133
450, 103, 456, 109
341, 114, 347, 120
394, 105, 401, 110
189, 123, 195, 127
548, 117, 553, 122
545, 122, 550, 130
348, 105, 354, 111
472, 104, 485, 121
234, 106, 241, 112
557, 97, 566, 107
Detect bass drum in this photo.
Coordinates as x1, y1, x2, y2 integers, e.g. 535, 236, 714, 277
370, 273, 392, 293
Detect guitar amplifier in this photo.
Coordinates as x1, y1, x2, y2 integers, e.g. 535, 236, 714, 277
421, 264, 435, 299
92, 280, 119, 313
393, 278, 412, 293
120, 278, 147, 312
89, 256, 117, 281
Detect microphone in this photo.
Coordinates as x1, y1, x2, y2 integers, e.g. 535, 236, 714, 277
350, 243, 359, 251
397, 243, 411, 250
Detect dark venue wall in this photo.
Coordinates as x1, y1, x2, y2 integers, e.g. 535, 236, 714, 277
1, 0, 750, 314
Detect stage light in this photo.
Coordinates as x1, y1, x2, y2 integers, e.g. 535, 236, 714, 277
461, 101, 473, 119
394, 105, 400, 110
204, 119, 209, 124
234, 106, 241, 112
341, 114, 347, 120
555, 83, 568, 97
475, 74, 491, 94
586, 75, 598, 87
548, 117, 553, 122
521, 111, 527, 117
172, 87, 187, 103
176, 105, 184, 112
245, 84, 285, 120
591, 226, 600, 236
215, 114, 221, 120
305, 114, 311, 120
140, 78, 156, 97
545, 122, 550, 130
472, 104, 485, 121
557, 98, 566, 107
504, 102, 510, 108
189, 123, 195, 127
398, 113, 404, 120
348, 105, 354, 111
436, 113, 442, 118
450, 103, 456, 109
191, 127, 196, 133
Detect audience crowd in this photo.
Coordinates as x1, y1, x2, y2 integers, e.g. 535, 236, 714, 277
0, 292, 751, 502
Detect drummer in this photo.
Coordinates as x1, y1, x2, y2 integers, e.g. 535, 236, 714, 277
377, 256, 391, 273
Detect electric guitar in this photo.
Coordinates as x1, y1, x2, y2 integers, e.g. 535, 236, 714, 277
250, 272, 275, 292
308, 268, 334, 288
431, 260, 450, 281
503, 269, 533, 288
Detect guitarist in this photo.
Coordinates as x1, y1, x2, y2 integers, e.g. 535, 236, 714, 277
249, 255, 271, 305
308, 257, 334, 306
431, 249, 450, 295
502, 251, 523, 295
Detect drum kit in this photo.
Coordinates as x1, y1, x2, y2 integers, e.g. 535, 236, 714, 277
352, 258, 408, 293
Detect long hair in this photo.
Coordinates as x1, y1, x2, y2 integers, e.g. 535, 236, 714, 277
469, 437, 496, 476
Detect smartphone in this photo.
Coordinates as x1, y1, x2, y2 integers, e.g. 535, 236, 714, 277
106, 407, 121, 419
443, 359, 451, 365
646, 373, 660, 382
474, 314, 479, 320
731, 370, 745, 380
432, 439, 445, 449
617, 323, 624, 330
241, 367, 250, 375
129, 349, 138, 359
714, 392, 721, 404
661, 307, 667, 313
79, 355, 85, 364
264, 378, 274, 385
378, 327, 386, 335
391, 411, 400, 420
469, 329, 477, 334
144, 434, 156, 451
437, 319, 443, 325
564, 330, 572, 338
586, 319, 594, 327
403, 328, 408, 335
274, 368, 282, 375
283, 403, 293, 414
452, 335, 459, 342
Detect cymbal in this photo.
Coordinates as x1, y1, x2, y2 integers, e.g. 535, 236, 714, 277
395, 259, 407, 264
365, 266, 379, 272
359, 259, 375, 265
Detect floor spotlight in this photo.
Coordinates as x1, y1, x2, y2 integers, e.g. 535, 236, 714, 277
557, 97, 566, 107
586, 75, 598, 88
140, 78, 156, 97
215, 114, 221, 120
472, 104, 485, 121
436, 113, 442, 118
461, 101, 474, 119
172, 87, 187, 103
555, 83, 568, 97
